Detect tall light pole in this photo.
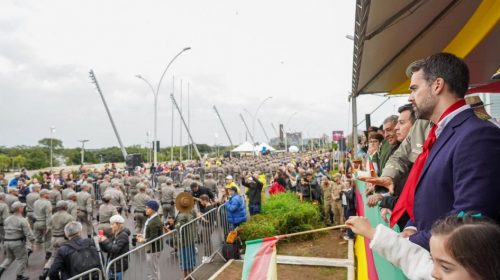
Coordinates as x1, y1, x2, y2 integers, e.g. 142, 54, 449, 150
50, 126, 56, 168
252, 96, 272, 143
136, 46, 191, 168
284, 111, 298, 152
78, 140, 89, 164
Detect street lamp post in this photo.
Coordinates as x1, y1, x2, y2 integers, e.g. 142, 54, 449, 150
78, 140, 90, 164
252, 96, 272, 143
50, 126, 56, 168
136, 47, 191, 169
284, 112, 298, 152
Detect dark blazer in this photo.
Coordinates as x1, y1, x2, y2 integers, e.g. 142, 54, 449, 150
145, 214, 163, 253
408, 109, 500, 250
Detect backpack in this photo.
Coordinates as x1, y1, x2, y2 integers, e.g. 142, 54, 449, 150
66, 240, 101, 278
222, 239, 241, 260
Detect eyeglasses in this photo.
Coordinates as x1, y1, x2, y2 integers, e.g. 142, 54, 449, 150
368, 140, 379, 144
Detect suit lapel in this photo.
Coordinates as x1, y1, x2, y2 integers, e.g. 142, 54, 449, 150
416, 109, 473, 188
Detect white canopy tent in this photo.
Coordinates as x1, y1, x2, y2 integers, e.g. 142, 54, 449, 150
231, 142, 255, 153
254, 143, 276, 152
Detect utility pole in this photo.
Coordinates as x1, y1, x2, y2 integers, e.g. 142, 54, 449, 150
89, 70, 128, 160
49, 126, 56, 168
271, 123, 279, 137
170, 94, 202, 160
78, 139, 89, 164
257, 119, 270, 143
239, 114, 255, 144
179, 79, 183, 161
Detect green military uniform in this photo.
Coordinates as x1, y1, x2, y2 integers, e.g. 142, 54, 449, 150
381, 119, 431, 185
104, 187, 128, 213
98, 202, 118, 237
204, 178, 218, 198
44, 202, 75, 270
48, 188, 61, 213
331, 180, 344, 226
0, 208, 34, 277
160, 183, 176, 219
320, 180, 334, 225
33, 196, 52, 252
5, 192, 19, 213
373, 140, 398, 176
61, 187, 75, 201
76, 190, 93, 236
133, 191, 151, 233
25, 191, 39, 228
0, 199, 9, 242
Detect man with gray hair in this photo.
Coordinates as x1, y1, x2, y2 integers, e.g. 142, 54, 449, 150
0, 201, 34, 280
48, 221, 101, 280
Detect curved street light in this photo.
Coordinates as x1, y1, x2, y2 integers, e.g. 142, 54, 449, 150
253, 96, 273, 143
136, 47, 191, 168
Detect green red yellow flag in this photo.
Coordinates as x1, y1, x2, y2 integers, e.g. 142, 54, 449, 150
242, 237, 278, 280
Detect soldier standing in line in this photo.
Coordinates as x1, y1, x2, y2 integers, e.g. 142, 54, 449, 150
99, 175, 112, 201
203, 173, 219, 198
181, 174, 193, 192
77, 184, 93, 238
5, 188, 20, 213
61, 181, 75, 201
39, 200, 75, 280
33, 189, 52, 261
48, 183, 62, 214
65, 192, 78, 219
0, 201, 34, 280
127, 175, 140, 212
98, 194, 118, 238
0, 193, 10, 243
132, 183, 151, 236
160, 178, 176, 221
26, 183, 41, 228
104, 182, 128, 215
320, 177, 334, 225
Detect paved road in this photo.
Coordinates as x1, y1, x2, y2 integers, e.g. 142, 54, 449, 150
0, 188, 226, 280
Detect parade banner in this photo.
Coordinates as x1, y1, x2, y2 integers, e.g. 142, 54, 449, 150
354, 179, 408, 280
242, 237, 278, 280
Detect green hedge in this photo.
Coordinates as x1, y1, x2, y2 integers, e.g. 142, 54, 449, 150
239, 192, 322, 242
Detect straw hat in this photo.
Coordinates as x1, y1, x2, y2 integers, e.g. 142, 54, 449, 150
175, 192, 194, 213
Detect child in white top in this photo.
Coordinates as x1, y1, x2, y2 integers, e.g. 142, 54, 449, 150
346, 213, 500, 280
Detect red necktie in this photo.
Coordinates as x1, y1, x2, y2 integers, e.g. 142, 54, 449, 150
390, 99, 466, 227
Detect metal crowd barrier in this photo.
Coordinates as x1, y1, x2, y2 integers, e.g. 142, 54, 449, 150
177, 207, 220, 279
216, 204, 231, 243
105, 230, 182, 280
67, 267, 104, 280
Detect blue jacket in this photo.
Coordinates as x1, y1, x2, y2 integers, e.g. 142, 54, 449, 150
408, 109, 500, 250
225, 194, 247, 225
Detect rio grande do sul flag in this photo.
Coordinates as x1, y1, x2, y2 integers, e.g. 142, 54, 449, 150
242, 237, 278, 280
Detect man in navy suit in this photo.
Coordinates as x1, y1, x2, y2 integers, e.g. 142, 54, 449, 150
396, 53, 500, 250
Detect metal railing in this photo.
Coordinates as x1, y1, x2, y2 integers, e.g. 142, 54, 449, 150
67, 267, 104, 280
216, 204, 231, 243
105, 230, 181, 280
178, 207, 226, 279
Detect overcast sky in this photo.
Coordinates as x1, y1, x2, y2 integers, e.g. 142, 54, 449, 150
0, 0, 409, 149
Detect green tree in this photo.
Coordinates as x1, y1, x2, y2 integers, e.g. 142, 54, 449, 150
38, 138, 64, 149
0, 154, 10, 171
11, 155, 27, 170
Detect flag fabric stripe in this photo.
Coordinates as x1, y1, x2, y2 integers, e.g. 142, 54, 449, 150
242, 237, 279, 280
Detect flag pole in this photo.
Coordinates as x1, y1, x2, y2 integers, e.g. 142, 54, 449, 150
276, 225, 347, 240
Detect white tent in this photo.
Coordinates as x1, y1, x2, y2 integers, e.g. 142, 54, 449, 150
288, 145, 299, 153
254, 143, 276, 153
231, 142, 255, 153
